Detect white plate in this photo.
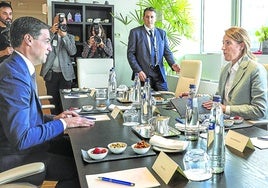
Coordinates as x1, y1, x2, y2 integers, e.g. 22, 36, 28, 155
123, 122, 140, 126
175, 123, 207, 132
152, 146, 185, 153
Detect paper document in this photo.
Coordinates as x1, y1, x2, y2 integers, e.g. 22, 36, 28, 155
86, 167, 160, 188
84, 114, 110, 121
64, 94, 88, 98
251, 136, 268, 149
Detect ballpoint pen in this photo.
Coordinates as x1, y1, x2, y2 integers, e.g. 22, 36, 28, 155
97, 177, 135, 187
257, 136, 268, 141
83, 116, 96, 120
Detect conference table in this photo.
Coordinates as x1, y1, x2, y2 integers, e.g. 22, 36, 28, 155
60, 90, 268, 188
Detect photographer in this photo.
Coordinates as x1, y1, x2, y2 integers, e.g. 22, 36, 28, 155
0, 1, 13, 63
40, 14, 76, 115
82, 23, 113, 58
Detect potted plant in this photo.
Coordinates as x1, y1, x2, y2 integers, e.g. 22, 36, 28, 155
112, 0, 194, 74
255, 26, 268, 54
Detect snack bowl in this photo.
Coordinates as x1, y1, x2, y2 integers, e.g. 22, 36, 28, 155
62, 89, 71, 93
230, 116, 244, 124
224, 119, 234, 127
72, 87, 80, 92
87, 147, 108, 160
108, 142, 127, 154
69, 107, 82, 113
81, 87, 89, 92
96, 104, 107, 111
131, 140, 151, 155
82, 105, 93, 112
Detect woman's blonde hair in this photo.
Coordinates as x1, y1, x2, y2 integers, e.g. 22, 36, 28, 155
225, 26, 255, 60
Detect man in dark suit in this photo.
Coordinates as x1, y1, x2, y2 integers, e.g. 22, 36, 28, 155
0, 16, 94, 187
127, 7, 180, 91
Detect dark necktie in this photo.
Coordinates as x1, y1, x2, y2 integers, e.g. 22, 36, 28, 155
149, 30, 156, 66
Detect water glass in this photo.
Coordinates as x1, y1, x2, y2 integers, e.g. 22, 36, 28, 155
183, 149, 212, 181
95, 88, 108, 111
123, 109, 139, 126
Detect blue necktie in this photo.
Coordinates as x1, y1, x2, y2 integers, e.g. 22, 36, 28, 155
149, 30, 156, 66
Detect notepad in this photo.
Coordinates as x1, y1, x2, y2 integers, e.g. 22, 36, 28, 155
86, 167, 160, 188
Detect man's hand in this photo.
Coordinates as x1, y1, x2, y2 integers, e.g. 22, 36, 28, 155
54, 111, 95, 128
172, 64, 181, 73
138, 71, 147, 82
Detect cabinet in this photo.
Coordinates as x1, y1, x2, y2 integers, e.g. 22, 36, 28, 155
51, 1, 114, 60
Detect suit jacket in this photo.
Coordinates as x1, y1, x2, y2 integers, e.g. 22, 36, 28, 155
127, 26, 176, 81
217, 56, 267, 120
0, 52, 64, 155
40, 33, 77, 81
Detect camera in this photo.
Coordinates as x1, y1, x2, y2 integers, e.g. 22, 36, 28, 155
58, 13, 67, 32
93, 24, 101, 44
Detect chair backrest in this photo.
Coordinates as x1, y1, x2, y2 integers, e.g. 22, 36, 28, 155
77, 58, 114, 88
174, 60, 202, 97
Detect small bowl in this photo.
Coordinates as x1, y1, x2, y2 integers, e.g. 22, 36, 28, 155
224, 119, 234, 127
87, 147, 108, 160
82, 105, 93, 111
62, 89, 71, 93
96, 104, 107, 111
72, 88, 80, 92
108, 142, 127, 154
69, 107, 82, 113
230, 116, 244, 124
131, 141, 151, 155
81, 87, 89, 92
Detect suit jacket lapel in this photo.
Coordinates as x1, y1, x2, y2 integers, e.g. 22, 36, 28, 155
229, 60, 249, 93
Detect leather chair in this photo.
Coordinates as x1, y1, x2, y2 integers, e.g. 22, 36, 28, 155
0, 162, 45, 188
76, 58, 114, 89
160, 60, 202, 97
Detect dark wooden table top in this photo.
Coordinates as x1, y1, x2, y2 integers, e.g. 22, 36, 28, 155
60, 90, 268, 188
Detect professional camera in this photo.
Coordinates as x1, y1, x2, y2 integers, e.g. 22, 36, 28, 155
93, 24, 101, 44
58, 13, 67, 32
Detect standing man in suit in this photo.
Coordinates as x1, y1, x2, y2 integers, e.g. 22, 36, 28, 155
127, 7, 180, 91
41, 14, 76, 114
0, 16, 94, 187
0, 1, 13, 63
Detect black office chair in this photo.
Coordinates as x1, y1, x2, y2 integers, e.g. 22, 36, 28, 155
0, 162, 45, 188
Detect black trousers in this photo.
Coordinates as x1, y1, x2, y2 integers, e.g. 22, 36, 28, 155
45, 71, 72, 115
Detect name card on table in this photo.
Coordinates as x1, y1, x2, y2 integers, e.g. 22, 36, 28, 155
89, 88, 95, 97
225, 130, 255, 152
110, 106, 122, 119
152, 151, 187, 184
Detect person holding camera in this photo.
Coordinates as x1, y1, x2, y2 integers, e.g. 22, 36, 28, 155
40, 14, 76, 115
81, 23, 113, 58
0, 1, 13, 63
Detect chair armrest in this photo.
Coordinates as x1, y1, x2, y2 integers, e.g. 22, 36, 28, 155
0, 162, 45, 185
41, 104, 55, 109
39, 95, 53, 100
157, 91, 175, 96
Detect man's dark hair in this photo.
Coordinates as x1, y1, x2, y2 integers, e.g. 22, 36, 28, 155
0, 1, 12, 9
143, 7, 156, 16
10, 16, 49, 48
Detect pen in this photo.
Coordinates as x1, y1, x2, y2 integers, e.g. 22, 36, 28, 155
257, 136, 268, 141
83, 116, 96, 120
97, 177, 135, 187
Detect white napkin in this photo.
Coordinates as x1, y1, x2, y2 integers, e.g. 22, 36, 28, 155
149, 135, 188, 150
108, 104, 132, 111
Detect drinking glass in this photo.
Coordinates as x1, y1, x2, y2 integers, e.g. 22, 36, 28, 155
95, 88, 108, 111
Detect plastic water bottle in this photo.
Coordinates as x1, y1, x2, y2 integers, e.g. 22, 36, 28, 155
185, 84, 199, 141
108, 67, 117, 99
141, 78, 152, 124
207, 95, 225, 173
132, 73, 141, 106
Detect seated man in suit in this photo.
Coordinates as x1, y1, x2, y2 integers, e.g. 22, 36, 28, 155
127, 7, 180, 91
0, 16, 94, 187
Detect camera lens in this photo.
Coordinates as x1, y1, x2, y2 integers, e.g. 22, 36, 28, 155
94, 36, 101, 44
59, 24, 67, 32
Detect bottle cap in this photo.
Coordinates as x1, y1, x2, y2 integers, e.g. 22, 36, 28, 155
213, 95, 221, 102
189, 84, 196, 89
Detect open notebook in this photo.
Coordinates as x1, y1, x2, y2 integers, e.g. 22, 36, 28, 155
170, 95, 211, 118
